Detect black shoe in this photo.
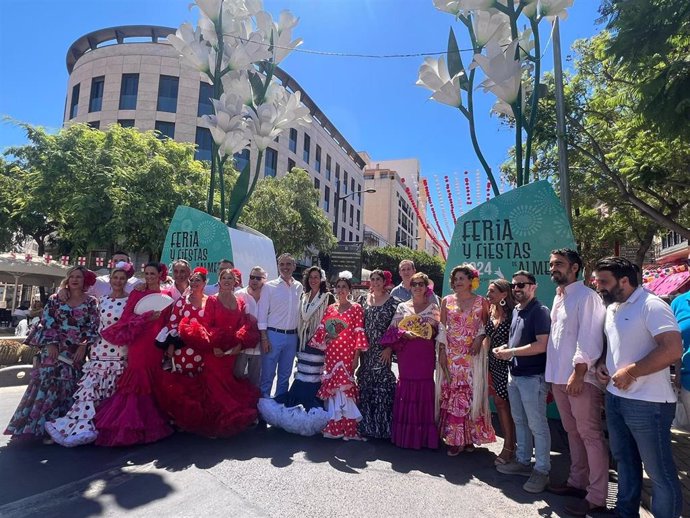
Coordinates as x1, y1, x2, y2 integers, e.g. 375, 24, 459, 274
547, 482, 587, 499
563, 498, 610, 517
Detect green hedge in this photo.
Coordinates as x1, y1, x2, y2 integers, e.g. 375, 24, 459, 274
362, 246, 446, 294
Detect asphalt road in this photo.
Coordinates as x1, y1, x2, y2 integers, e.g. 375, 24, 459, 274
0, 385, 583, 518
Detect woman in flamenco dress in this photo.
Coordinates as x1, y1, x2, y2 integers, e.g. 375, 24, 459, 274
157, 267, 259, 437
93, 262, 173, 446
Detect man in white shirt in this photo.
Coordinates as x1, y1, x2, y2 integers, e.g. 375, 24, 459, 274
204, 259, 234, 296
544, 249, 608, 516
164, 259, 191, 301
234, 266, 266, 388
257, 254, 303, 397
89, 251, 141, 297
594, 257, 682, 518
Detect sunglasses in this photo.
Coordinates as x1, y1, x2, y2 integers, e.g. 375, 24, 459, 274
249, 275, 264, 281
410, 281, 426, 288
511, 282, 535, 289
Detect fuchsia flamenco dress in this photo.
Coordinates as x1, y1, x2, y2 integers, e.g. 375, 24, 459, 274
380, 301, 441, 450
154, 295, 260, 438
93, 290, 173, 446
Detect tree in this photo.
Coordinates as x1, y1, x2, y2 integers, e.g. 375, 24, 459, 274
2, 123, 209, 258
362, 246, 446, 295
239, 168, 336, 257
503, 33, 690, 271
600, 0, 690, 139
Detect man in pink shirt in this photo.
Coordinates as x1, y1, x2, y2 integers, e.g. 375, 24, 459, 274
545, 249, 608, 516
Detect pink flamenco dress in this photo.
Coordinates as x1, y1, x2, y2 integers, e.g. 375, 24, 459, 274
93, 289, 173, 446
310, 303, 369, 440
380, 301, 441, 450
438, 295, 496, 448
155, 295, 259, 438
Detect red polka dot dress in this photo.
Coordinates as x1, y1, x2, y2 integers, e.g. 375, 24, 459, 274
45, 295, 128, 447
166, 298, 205, 376
311, 303, 369, 440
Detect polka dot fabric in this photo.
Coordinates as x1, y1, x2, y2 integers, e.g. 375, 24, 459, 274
45, 295, 128, 447
168, 298, 205, 377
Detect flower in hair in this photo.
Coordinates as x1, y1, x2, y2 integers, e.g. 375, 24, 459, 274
320, 269, 327, 281
113, 261, 135, 279
159, 263, 169, 282
194, 266, 208, 276
82, 269, 97, 288
339, 270, 353, 280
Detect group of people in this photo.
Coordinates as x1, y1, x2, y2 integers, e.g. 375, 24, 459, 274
3, 248, 686, 518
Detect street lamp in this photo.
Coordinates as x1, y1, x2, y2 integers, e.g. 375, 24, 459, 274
334, 187, 376, 243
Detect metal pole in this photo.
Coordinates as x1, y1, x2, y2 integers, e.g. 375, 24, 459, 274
334, 184, 341, 243
553, 17, 572, 225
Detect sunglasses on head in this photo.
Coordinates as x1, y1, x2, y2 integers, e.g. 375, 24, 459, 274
410, 281, 426, 287
249, 275, 264, 281
511, 282, 535, 289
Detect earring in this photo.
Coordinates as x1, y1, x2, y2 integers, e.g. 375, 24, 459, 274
499, 298, 506, 307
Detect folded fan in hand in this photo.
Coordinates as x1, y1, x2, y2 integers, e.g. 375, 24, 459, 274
398, 315, 433, 340
325, 317, 348, 338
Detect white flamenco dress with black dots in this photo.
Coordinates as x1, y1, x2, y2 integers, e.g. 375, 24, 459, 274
45, 295, 128, 447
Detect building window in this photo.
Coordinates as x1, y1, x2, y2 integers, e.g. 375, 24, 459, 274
349, 231, 353, 242
155, 120, 175, 139
303, 133, 311, 163
117, 119, 135, 128
265, 147, 277, 177
198, 82, 213, 116
342, 200, 346, 221
324, 185, 330, 212
87, 121, 100, 130
195, 127, 212, 161
234, 149, 250, 172
349, 205, 354, 226
288, 158, 296, 173
314, 177, 320, 190
341, 228, 345, 241
344, 171, 348, 194
325, 155, 332, 180
69, 83, 80, 119
356, 209, 360, 230
315, 145, 321, 173
119, 73, 139, 110
157, 75, 179, 112
89, 76, 105, 113
357, 183, 362, 203
289, 128, 297, 153
335, 164, 341, 193
351, 178, 355, 196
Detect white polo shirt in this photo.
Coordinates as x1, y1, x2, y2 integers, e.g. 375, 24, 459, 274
605, 287, 680, 403
257, 276, 303, 332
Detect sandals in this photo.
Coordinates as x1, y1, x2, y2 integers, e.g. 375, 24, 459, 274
447, 445, 463, 456
494, 447, 515, 465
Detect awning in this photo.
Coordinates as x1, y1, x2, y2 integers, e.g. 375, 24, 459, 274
645, 270, 690, 296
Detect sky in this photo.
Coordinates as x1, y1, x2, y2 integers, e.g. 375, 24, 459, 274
0, 0, 603, 242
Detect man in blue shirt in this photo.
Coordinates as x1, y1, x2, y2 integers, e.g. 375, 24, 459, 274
493, 270, 552, 494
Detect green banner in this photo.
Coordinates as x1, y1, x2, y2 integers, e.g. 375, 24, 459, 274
443, 181, 576, 304
161, 206, 233, 285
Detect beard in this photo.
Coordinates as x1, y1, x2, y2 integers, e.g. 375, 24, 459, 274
550, 271, 567, 285
599, 282, 623, 305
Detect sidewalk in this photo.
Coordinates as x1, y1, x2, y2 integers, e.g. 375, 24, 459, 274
640, 426, 690, 516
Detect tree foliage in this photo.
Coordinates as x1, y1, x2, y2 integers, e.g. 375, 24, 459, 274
239, 168, 336, 257
2, 123, 209, 258
504, 33, 690, 270
362, 246, 446, 294
600, 0, 690, 139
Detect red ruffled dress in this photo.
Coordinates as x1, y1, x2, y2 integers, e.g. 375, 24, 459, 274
93, 290, 173, 446
310, 303, 369, 439
155, 295, 259, 437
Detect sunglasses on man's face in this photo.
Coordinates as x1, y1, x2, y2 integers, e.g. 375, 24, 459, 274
511, 282, 535, 289
249, 275, 264, 281
410, 281, 426, 288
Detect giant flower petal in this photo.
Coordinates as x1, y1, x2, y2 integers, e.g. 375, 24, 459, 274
472, 10, 511, 47
417, 56, 465, 107
167, 23, 213, 82
471, 40, 522, 104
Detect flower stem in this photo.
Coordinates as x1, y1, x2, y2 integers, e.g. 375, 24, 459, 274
523, 19, 541, 182
228, 150, 263, 228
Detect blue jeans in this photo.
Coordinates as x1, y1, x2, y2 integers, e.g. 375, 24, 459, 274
606, 393, 682, 518
259, 330, 298, 398
507, 373, 551, 474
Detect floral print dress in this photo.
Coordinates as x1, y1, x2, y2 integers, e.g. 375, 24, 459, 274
439, 294, 496, 447
5, 295, 99, 438
357, 295, 398, 439
45, 295, 128, 446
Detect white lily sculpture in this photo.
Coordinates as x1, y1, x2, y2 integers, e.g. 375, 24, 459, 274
419, 0, 575, 189
168, 0, 309, 226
